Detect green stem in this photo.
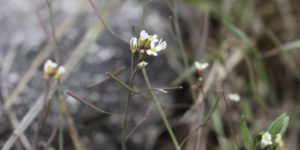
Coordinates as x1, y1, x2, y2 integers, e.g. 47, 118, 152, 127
121, 67, 138, 150
57, 80, 64, 150
142, 68, 180, 150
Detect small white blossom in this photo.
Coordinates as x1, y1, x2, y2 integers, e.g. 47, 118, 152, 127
260, 132, 272, 148
195, 61, 209, 71
146, 40, 167, 56
137, 61, 148, 68
228, 93, 241, 102
139, 30, 149, 41
55, 66, 66, 80
44, 59, 58, 79
130, 37, 138, 53
155, 39, 167, 51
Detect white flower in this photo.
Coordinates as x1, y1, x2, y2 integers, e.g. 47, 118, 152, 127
130, 37, 138, 53
139, 30, 149, 41
55, 66, 66, 80
260, 132, 272, 148
151, 39, 166, 51
156, 39, 167, 51
195, 61, 209, 71
44, 59, 58, 79
228, 93, 241, 102
147, 39, 167, 56
137, 61, 148, 68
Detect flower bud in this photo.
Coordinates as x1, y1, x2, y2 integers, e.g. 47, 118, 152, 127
55, 66, 66, 80
137, 61, 148, 69
130, 37, 138, 53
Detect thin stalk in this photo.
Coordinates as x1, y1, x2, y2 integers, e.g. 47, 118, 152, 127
34, 79, 51, 149
121, 66, 138, 150
141, 0, 147, 29
142, 68, 180, 150
88, 66, 125, 89
66, 90, 123, 119
179, 93, 221, 147
132, 86, 183, 96
45, 1, 64, 149
221, 91, 239, 150
125, 100, 152, 140
44, 124, 58, 148
45, 0, 60, 65
56, 80, 64, 150
106, 72, 150, 99
87, 0, 128, 44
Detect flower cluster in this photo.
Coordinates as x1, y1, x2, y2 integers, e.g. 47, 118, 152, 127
44, 59, 66, 80
259, 132, 286, 149
130, 30, 167, 68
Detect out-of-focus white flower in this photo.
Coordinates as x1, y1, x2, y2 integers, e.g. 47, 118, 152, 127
228, 93, 241, 102
44, 59, 58, 79
195, 61, 209, 71
198, 77, 203, 81
275, 133, 284, 150
55, 66, 66, 80
137, 61, 148, 68
260, 132, 272, 148
130, 37, 138, 53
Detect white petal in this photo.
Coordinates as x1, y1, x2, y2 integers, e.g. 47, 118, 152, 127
150, 41, 156, 49
157, 41, 167, 51
130, 37, 137, 46
146, 50, 152, 55
140, 30, 149, 41
152, 34, 157, 39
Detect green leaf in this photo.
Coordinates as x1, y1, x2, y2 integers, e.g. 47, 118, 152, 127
267, 114, 289, 136
239, 116, 254, 150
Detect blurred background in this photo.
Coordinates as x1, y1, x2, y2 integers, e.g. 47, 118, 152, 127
0, 0, 300, 149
